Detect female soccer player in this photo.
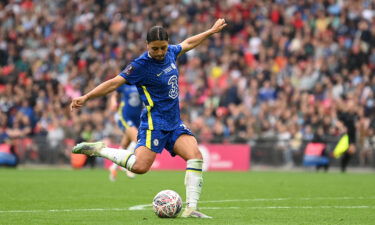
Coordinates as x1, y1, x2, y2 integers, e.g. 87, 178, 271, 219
70, 18, 227, 218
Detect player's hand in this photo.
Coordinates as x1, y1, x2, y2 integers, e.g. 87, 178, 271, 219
70, 95, 88, 112
210, 18, 227, 34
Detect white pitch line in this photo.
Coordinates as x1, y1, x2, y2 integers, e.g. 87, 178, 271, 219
0, 208, 130, 214
200, 198, 290, 203
1, 196, 375, 214
202, 206, 374, 210
128, 196, 375, 210
129, 204, 152, 210
242, 206, 374, 209
200, 196, 375, 203
0, 206, 374, 214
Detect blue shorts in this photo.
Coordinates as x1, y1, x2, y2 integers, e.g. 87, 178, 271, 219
135, 122, 194, 156
115, 113, 140, 132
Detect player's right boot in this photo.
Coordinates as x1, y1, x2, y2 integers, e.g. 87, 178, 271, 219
72, 141, 106, 156
109, 164, 118, 182
109, 169, 117, 182
125, 169, 136, 178
181, 207, 212, 219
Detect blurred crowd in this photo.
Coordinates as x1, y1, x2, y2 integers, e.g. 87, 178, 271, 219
0, 0, 374, 166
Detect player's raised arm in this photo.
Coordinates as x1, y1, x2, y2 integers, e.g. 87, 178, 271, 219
178, 18, 226, 56
70, 75, 127, 112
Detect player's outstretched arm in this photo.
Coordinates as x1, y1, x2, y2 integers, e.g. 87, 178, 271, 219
178, 18, 226, 56
70, 76, 126, 111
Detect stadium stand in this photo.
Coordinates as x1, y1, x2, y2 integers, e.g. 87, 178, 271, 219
0, 0, 374, 167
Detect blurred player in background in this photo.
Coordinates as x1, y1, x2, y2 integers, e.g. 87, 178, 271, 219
108, 84, 142, 181
70, 18, 227, 218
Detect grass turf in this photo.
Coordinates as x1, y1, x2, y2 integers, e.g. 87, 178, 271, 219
0, 169, 374, 225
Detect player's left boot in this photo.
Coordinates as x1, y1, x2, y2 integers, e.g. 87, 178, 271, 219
181, 207, 212, 219
72, 141, 106, 156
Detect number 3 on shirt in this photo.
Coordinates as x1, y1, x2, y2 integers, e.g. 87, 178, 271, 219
168, 75, 178, 99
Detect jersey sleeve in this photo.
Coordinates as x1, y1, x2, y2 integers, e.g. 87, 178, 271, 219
118, 62, 145, 85
168, 44, 182, 60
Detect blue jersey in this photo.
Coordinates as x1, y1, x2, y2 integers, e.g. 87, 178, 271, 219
116, 84, 142, 128
119, 45, 182, 131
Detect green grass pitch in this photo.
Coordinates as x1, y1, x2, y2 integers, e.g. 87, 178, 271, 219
0, 169, 374, 225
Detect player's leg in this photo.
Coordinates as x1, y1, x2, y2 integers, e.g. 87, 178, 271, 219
120, 131, 131, 150
109, 162, 118, 182
125, 126, 138, 154
126, 127, 138, 145
109, 133, 129, 181
121, 128, 138, 178
73, 128, 159, 175
109, 116, 138, 180
130, 128, 169, 174
172, 134, 211, 219
72, 141, 137, 171
108, 114, 132, 180
129, 128, 172, 174
72, 142, 156, 174
118, 126, 138, 153
131, 146, 157, 174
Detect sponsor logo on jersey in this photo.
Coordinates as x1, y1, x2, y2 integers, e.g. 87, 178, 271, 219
157, 63, 177, 76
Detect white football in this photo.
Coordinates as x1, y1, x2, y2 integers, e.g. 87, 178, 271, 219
152, 190, 182, 218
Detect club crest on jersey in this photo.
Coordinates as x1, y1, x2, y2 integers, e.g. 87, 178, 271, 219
153, 139, 159, 146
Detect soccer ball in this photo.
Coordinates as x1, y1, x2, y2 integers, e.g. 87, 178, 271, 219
152, 190, 182, 218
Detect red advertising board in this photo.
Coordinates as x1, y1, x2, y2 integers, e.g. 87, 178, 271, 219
304, 143, 326, 156
151, 144, 250, 171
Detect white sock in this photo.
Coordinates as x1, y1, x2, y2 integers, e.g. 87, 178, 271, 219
185, 159, 203, 209
127, 141, 137, 154
100, 147, 136, 171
